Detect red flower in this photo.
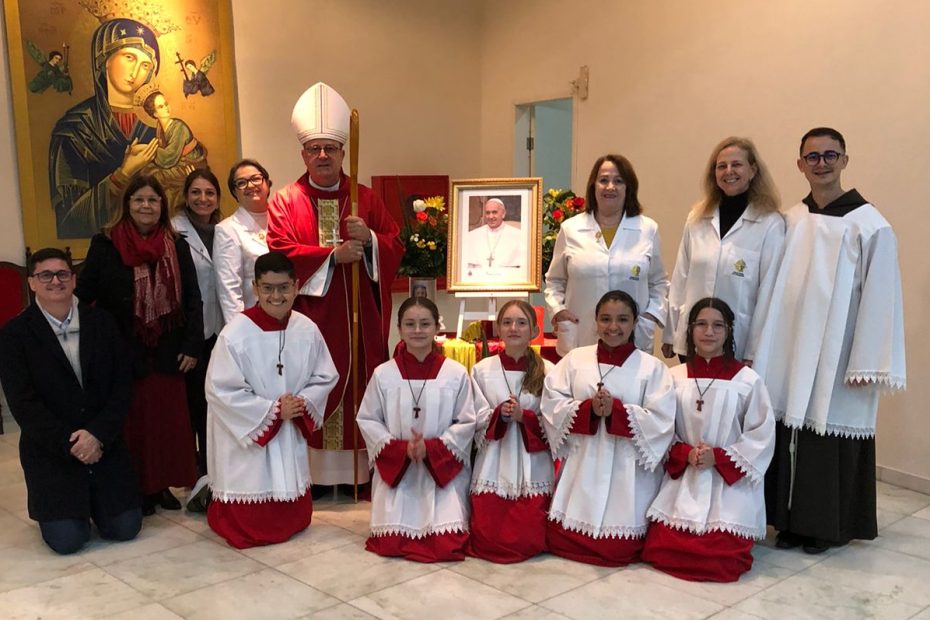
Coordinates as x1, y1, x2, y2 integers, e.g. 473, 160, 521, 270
415, 211, 428, 222
573, 197, 585, 209
553, 209, 563, 221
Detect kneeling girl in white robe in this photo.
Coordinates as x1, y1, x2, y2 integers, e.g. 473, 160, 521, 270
205, 252, 338, 549
542, 290, 676, 567
643, 297, 775, 582
358, 297, 476, 562
468, 300, 554, 563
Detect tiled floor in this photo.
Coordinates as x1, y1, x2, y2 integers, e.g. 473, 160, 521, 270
2, 417, 930, 620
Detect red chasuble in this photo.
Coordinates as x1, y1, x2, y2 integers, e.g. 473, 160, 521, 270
267, 173, 403, 456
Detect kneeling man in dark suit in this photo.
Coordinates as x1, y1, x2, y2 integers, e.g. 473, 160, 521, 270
0, 247, 142, 554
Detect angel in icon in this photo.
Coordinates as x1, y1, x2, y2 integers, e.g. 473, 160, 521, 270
26, 40, 73, 94
177, 50, 216, 98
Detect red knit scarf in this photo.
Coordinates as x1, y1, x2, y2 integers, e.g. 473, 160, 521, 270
110, 220, 183, 346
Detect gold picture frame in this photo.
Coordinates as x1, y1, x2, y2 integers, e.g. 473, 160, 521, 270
446, 177, 543, 293
3, 0, 239, 257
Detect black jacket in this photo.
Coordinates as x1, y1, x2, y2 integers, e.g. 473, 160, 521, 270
76, 233, 204, 377
0, 303, 140, 521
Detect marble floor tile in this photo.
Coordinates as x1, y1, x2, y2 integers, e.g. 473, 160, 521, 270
277, 542, 440, 601
908, 607, 930, 620
912, 505, 930, 521
539, 566, 724, 619
732, 571, 923, 620
349, 569, 530, 620
313, 501, 373, 536
156, 506, 212, 534
0, 480, 29, 521
103, 539, 263, 599
0, 537, 96, 593
0, 457, 26, 487
876, 481, 930, 516
0, 508, 36, 550
800, 541, 930, 607
162, 567, 340, 619
301, 603, 378, 619
750, 540, 831, 572
877, 506, 908, 530
80, 514, 201, 566
103, 603, 185, 619
0, 567, 149, 620
706, 609, 765, 619
240, 522, 364, 567
450, 553, 616, 603
635, 557, 794, 607
870, 516, 930, 561
502, 606, 571, 619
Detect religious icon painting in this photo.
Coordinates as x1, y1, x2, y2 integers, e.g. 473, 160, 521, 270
447, 178, 543, 293
3, 0, 239, 254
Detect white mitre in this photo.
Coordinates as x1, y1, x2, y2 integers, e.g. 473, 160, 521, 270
290, 82, 350, 145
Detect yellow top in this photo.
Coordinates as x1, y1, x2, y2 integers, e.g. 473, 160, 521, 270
600, 224, 619, 248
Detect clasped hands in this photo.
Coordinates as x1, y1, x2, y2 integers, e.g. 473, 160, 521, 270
406, 429, 427, 462
592, 387, 614, 417
500, 396, 523, 423
688, 442, 717, 469
279, 393, 307, 420
70, 429, 102, 465
334, 216, 372, 264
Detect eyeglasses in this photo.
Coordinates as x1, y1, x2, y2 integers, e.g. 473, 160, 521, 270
233, 174, 266, 190
303, 144, 342, 157
691, 320, 727, 333
801, 150, 843, 166
257, 282, 295, 295
130, 196, 162, 206
31, 270, 73, 283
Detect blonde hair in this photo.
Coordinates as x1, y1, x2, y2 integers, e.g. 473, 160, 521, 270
496, 300, 546, 396
699, 137, 780, 216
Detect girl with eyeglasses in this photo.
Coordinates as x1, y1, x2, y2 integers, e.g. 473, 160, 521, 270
76, 174, 203, 516
214, 159, 273, 323
662, 137, 785, 366
541, 290, 676, 567
642, 297, 775, 582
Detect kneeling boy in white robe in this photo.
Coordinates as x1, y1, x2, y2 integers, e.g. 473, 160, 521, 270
205, 252, 338, 548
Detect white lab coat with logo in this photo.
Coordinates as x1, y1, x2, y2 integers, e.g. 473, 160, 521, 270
172, 213, 224, 338
214, 207, 269, 323
662, 204, 785, 360
544, 211, 669, 356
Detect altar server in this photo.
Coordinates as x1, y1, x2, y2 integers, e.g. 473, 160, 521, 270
754, 127, 906, 554
205, 252, 338, 548
542, 290, 676, 566
643, 297, 775, 582
468, 300, 554, 563
357, 297, 475, 562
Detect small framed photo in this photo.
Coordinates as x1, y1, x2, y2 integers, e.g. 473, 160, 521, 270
447, 178, 543, 292
408, 276, 437, 301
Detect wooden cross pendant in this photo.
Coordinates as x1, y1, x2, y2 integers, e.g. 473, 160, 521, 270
413, 406, 421, 419
277, 362, 283, 376
696, 398, 704, 412
596, 382, 604, 390
487, 256, 493, 267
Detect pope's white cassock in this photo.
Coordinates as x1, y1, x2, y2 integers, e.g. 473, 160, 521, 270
541, 342, 676, 566
753, 190, 906, 544
468, 353, 555, 563
205, 306, 338, 549
642, 357, 775, 582
464, 223, 524, 280
357, 349, 475, 562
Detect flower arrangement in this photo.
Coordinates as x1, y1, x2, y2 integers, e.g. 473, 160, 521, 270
542, 188, 585, 275
398, 195, 448, 277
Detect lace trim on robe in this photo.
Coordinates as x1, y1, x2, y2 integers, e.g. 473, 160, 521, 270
548, 511, 647, 540
369, 521, 469, 539
470, 479, 553, 499
724, 445, 763, 486
626, 404, 662, 472
548, 402, 582, 460
845, 371, 906, 392
646, 507, 765, 540
211, 480, 312, 504
247, 399, 280, 444
777, 413, 878, 440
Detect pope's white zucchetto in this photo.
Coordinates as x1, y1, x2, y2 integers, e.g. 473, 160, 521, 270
290, 82, 350, 145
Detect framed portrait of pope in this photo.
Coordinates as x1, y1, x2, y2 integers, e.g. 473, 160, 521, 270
447, 177, 542, 292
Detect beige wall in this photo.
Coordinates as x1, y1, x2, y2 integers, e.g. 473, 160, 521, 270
478, 0, 929, 484
0, 1, 926, 482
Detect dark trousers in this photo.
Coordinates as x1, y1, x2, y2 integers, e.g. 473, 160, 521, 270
39, 506, 142, 555
185, 334, 217, 476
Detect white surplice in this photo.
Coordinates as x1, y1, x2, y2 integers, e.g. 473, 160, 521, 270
662, 204, 785, 360
205, 311, 338, 502
752, 201, 906, 438
471, 356, 555, 498
357, 358, 476, 538
647, 364, 775, 539
213, 207, 268, 323
541, 346, 676, 538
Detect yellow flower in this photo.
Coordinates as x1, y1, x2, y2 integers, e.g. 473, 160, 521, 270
416, 240, 426, 248
427, 241, 437, 250
548, 188, 560, 197
424, 196, 445, 212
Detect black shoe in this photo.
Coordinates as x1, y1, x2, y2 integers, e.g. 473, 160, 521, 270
802, 538, 831, 554
158, 489, 182, 510
186, 475, 212, 513
775, 531, 804, 549
141, 495, 157, 516
311, 485, 332, 500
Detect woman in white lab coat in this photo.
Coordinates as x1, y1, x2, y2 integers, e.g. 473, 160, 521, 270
214, 159, 273, 323
172, 169, 225, 475
544, 154, 668, 356
661, 137, 784, 364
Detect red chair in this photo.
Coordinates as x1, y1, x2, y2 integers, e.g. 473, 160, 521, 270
0, 260, 29, 434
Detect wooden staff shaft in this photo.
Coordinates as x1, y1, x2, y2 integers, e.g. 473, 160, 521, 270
350, 109, 360, 502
